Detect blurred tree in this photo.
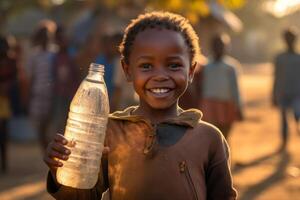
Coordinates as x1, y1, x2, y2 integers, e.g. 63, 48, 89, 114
101, 0, 246, 24
218, 0, 246, 9
0, 0, 246, 15
0, 0, 247, 32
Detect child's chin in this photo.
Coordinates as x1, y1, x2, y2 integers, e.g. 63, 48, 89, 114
148, 102, 175, 110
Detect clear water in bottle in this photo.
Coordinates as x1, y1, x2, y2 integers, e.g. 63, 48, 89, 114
56, 63, 109, 189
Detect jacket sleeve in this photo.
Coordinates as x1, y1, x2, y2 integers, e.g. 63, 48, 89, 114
206, 131, 237, 200
47, 155, 109, 200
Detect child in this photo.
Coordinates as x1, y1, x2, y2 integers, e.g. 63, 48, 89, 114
44, 11, 237, 200
272, 28, 300, 150
201, 33, 243, 139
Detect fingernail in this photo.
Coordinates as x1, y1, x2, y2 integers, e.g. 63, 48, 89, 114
70, 139, 76, 147
63, 140, 67, 144
59, 162, 63, 166
65, 150, 70, 154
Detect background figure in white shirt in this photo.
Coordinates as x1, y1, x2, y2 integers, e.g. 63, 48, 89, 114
201, 33, 243, 139
25, 20, 56, 152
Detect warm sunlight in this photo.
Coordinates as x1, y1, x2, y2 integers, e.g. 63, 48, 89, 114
264, 0, 300, 18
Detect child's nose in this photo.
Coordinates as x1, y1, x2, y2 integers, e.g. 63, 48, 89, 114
153, 68, 169, 81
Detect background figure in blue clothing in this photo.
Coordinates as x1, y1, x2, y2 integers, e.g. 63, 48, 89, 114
95, 34, 117, 105
272, 28, 300, 151
201, 33, 243, 139
111, 32, 138, 112
52, 25, 80, 133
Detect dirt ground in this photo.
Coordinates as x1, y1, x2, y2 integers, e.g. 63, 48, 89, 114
0, 62, 299, 200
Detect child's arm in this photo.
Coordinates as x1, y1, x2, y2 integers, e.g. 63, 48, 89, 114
44, 133, 109, 199
206, 132, 237, 200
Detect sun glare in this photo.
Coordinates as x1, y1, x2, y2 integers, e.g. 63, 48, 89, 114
264, 0, 300, 18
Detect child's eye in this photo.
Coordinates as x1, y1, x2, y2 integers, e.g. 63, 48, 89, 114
168, 63, 182, 70
139, 63, 152, 71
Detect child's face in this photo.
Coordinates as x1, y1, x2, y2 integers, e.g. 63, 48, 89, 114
122, 28, 195, 111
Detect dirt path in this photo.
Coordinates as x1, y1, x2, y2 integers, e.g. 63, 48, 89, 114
231, 63, 300, 200
0, 63, 299, 200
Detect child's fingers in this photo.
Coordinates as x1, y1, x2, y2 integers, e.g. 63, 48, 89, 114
48, 150, 69, 161
43, 155, 63, 168
51, 142, 71, 155
54, 133, 68, 145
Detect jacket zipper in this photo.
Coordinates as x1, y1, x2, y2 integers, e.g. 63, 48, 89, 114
179, 161, 198, 200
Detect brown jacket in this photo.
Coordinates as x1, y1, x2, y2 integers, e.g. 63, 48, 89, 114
47, 106, 237, 200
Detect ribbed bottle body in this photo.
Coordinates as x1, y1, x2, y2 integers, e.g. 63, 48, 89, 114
57, 64, 109, 189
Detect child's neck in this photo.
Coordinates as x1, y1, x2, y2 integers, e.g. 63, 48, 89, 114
134, 103, 181, 124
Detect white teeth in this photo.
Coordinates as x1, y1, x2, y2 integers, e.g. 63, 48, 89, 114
150, 88, 170, 94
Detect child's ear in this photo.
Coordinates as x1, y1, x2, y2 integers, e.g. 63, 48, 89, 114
188, 62, 197, 83
121, 59, 132, 82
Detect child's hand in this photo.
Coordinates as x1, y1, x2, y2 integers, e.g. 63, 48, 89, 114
43, 133, 109, 186
43, 133, 71, 180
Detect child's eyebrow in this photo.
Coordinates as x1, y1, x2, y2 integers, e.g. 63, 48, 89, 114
135, 55, 154, 62
166, 55, 184, 60
135, 55, 184, 62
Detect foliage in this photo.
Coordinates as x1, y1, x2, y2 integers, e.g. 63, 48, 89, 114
0, 0, 246, 25
102, 0, 246, 23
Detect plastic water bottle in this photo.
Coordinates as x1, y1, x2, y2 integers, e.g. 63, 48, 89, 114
56, 63, 109, 189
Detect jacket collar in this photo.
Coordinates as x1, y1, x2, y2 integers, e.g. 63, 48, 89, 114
109, 106, 202, 128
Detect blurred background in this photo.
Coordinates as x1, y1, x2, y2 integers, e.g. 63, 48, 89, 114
0, 0, 300, 199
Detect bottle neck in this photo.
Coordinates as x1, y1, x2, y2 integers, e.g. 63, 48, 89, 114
86, 63, 105, 83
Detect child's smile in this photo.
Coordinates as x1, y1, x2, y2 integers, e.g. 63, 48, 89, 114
148, 87, 173, 97
123, 28, 194, 115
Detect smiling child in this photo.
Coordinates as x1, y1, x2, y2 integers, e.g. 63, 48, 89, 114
44, 11, 237, 200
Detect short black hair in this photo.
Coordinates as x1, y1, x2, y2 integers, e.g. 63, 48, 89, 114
211, 33, 230, 47
283, 27, 297, 44
119, 11, 200, 65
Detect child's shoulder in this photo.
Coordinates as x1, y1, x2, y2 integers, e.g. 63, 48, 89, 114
191, 120, 228, 155
177, 108, 224, 141
195, 119, 224, 139
178, 109, 227, 152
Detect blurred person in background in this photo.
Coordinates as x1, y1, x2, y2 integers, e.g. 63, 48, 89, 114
272, 27, 300, 151
74, 34, 101, 80
25, 20, 57, 152
6, 36, 27, 116
201, 33, 243, 139
94, 33, 117, 104
0, 35, 18, 173
52, 25, 80, 133
111, 32, 138, 111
